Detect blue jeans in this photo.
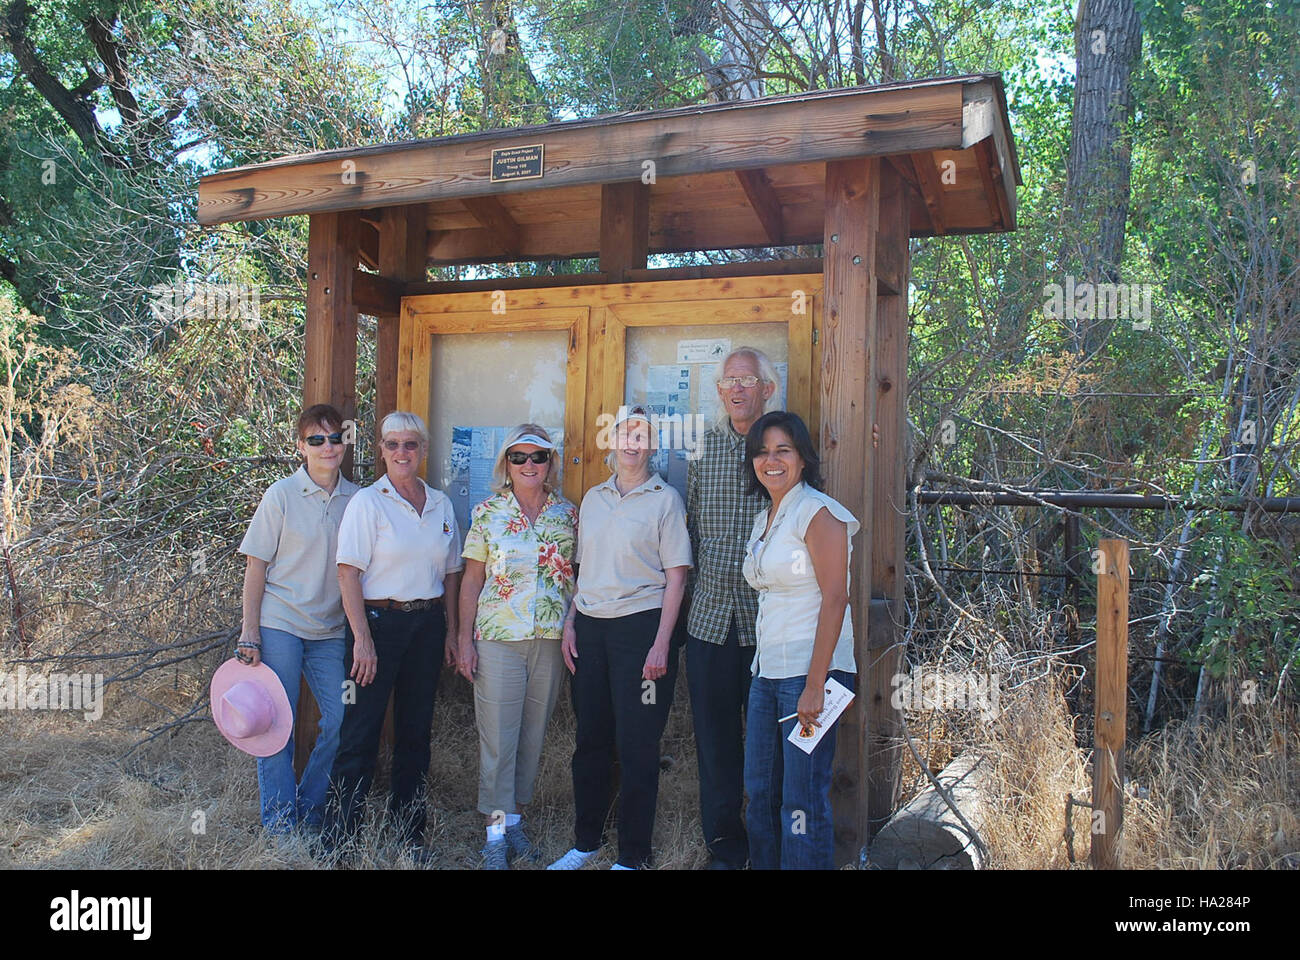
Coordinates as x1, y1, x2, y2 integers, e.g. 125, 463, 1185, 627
255, 627, 346, 833
744, 669, 854, 870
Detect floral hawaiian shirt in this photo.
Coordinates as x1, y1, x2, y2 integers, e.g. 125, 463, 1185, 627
462, 489, 578, 641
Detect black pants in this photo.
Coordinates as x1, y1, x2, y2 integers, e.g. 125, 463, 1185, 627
571, 608, 678, 868
324, 603, 445, 848
686, 617, 754, 866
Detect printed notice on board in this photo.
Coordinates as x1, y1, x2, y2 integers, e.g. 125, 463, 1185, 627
642, 364, 693, 481
786, 676, 854, 755
676, 339, 730, 364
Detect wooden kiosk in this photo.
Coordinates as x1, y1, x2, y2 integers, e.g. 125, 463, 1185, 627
198, 73, 1020, 864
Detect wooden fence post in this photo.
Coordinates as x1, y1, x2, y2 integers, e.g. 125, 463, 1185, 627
1091, 537, 1128, 869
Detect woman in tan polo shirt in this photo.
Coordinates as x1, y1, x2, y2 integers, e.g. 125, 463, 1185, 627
547, 404, 692, 871
237, 403, 358, 835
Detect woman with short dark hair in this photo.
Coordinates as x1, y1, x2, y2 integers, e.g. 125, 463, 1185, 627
237, 403, 357, 834
741, 410, 858, 869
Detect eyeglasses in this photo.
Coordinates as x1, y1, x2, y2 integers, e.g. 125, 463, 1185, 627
382, 439, 422, 452
718, 375, 762, 389
507, 450, 551, 465
305, 433, 345, 446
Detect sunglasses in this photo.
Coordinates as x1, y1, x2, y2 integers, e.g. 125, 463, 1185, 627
507, 450, 551, 465
718, 375, 761, 389
304, 433, 345, 446
382, 439, 422, 452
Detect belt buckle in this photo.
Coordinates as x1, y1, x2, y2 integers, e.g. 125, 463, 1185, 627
400, 601, 413, 612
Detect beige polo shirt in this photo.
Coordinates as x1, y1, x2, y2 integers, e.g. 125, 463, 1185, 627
335, 479, 463, 601
574, 473, 693, 619
239, 466, 359, 640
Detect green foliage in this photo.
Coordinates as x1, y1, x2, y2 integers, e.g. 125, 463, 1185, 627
1186, 493, 1300, 686
526, 0, 709, 111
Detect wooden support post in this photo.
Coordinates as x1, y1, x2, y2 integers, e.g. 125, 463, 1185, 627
305, 211, 361, 475
370, 205, 428, 764
865, 161, 911, 843
821, 157, 881, 866
376, 205, 427, 473
598, 182, 649, 282
295, 211, 360, 776
1091, 537, 1128, 870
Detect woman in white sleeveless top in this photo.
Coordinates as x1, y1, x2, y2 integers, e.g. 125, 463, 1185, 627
741, 411, 858, 870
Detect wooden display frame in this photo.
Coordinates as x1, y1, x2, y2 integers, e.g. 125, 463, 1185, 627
398, 274, 823, 504
198, 73, 1016, 854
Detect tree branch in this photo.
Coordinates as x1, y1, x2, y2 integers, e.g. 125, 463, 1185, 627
1, 0, 110, 159
84, 14, 142, 128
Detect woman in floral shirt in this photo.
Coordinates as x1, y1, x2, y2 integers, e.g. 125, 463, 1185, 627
455, 423, 577, 869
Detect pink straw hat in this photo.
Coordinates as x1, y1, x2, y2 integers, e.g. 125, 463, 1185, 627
210, 658, 293, 757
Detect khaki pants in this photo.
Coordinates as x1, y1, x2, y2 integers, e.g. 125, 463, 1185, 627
473, 636, 565, 815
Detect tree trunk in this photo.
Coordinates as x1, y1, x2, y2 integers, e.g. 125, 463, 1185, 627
699, 0, 766, 101
1061, 0, 1143, 354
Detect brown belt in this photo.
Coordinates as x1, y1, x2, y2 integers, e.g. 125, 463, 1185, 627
365, 597, 442, 612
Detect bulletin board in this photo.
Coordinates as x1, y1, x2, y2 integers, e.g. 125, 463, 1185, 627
397, 274, 821, 511
426, 328, 569, 533
624, 322, 792, 503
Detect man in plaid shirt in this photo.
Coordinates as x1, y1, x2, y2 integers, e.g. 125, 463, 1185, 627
685, 346, 778, 870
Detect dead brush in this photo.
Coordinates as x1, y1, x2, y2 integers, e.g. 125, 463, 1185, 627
1122, 702, 1299, 869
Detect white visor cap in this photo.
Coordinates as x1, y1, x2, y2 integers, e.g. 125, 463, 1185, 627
508, 433, 556, 451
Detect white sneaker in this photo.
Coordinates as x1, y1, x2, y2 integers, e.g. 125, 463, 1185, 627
610, 862, 635, 870
547, 847, 597, 870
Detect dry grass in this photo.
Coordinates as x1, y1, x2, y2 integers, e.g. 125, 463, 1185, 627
3, 649, 1296, 869
978, 673, 1092, 869
1123, 702, 1299, 869
970, 673, 1299, 870
0, 661, 711, 870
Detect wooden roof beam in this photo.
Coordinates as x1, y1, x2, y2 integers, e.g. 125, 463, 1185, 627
973, 139, 1008, 230
352, 270, 401, 317
198, 77, 976, 224
883, 155, 921, 198
734, 168, 785, 244
459, 195, 521, 255
358, 218, 380, 269
962, 78, 1019, 228
909, 152, 947, 235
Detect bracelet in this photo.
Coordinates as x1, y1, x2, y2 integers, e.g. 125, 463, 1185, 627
237, 640, 262, 649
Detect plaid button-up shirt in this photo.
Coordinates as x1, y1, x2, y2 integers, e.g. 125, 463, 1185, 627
686, 424, 767, 646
